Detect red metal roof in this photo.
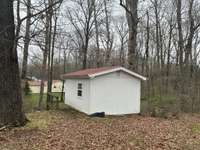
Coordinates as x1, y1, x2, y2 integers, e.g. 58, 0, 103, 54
62, 66, 120, 79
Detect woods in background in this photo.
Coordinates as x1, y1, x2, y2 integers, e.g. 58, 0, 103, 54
18, 0, 200, 115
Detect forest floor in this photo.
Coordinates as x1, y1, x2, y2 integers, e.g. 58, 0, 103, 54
1, 108, 200, 150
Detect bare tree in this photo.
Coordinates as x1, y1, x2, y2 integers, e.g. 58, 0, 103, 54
114, 16, 128, 66
103, 0, 113, 65
93, 0, 101, 67
66, 0, 95, 69
176, 0, 184, 72
120, 0, 138, 71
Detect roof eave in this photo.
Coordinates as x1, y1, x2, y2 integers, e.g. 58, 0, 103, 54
89, 67, 147, 81
61, 75, 90, 79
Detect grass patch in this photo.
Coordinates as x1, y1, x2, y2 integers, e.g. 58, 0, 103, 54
24, 111, 56, 130
191, 124, 200, 133
129, 137, 145, 148
23, 93, 46, 112
143, 94, 177, 106
23, 93, 64, 112
141, 94, 179, 117
26, 112, 51, 129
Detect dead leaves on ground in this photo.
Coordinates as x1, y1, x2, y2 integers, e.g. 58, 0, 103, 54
0, 111, 200, 150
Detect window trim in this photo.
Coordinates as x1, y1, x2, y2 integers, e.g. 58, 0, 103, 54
77, 83, 83, 97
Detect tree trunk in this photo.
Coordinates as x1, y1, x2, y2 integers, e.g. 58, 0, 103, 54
104, 0, 112, 65
185, 0, 194, 69
166, 18, 173, 77
46, 5, 53, 110
176, 0, 184, 72
13, 0, 22, 57
82, 39, 89, 69
47, 16, 57, 110
166, 16, 173, 93
145, 11, 150, 75
154, 0, 160, 67
125, 0, 138, 71
94, 0, 101, 67
21, 0, 31, 79
119, 38, 125, 65
145, 11, 150, 98
0, 0, 26, 127
61, 49, 67, 101
38, 10, 51, 109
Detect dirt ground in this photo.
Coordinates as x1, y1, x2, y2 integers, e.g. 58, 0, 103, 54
0, 109, 200, 150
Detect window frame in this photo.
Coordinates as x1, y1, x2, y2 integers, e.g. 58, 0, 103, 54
77, 83, 83, 97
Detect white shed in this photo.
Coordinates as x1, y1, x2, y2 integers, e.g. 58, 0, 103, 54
62, 66, 146, 115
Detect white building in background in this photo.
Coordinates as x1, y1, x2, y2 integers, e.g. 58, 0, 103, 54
62, 66, 146, 115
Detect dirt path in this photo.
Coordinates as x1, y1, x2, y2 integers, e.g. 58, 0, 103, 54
0, 110, 200, 150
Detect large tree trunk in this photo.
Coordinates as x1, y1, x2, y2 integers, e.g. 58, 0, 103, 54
0, 0, 26, 127
125, 0, 138, 71
21, 0, 31, 79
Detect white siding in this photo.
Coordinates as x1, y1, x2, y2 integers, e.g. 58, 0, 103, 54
89, 71, 141, 115
64, 79, 90, 114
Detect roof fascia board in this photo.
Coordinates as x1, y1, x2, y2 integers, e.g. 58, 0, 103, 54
89, 67, 147, 81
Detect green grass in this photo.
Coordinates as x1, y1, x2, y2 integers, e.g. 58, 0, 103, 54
191, 124, 200, 134
141, 94, 180, 117
23, 93, 46, 112
128, 137, 145, 148
23, 93, 65, 112
25, 111, 54, 130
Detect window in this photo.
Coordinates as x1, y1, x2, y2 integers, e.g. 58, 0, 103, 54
77, 83, 82, 97
77, 90, 82, 97
78, 83, 82, 89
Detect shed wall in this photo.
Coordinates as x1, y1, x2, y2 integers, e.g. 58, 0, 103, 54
64, 79, 90, 114
89, 71, 141, 115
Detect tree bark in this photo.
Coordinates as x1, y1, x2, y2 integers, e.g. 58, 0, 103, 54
125, 0, 138, 71
145, 11, 150, 98
94, 0, 101, 67
154, 0, 160, 67
82, 0, 94, 69
38, 9, 52, 109
104, 0, 112, 65
176, 0, 184, 72
145, 11, 150, 76
46, 0, 53, 110
185, 0, 194, 68
166, 17, 173, 77
47, 16, 57, 110
0, 0, 26, 127
21, 0, 31, 79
